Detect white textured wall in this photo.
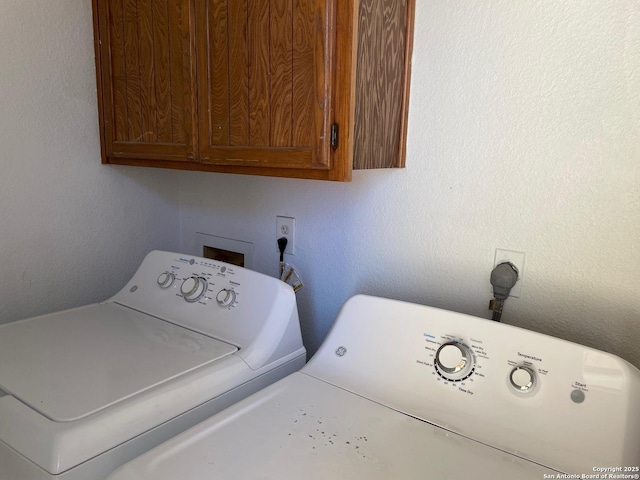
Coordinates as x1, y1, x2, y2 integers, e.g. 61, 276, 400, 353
180, 0, 640, 367
0, 0, 180, 323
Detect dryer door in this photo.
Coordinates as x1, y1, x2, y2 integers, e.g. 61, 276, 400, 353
105, 373, 558, 480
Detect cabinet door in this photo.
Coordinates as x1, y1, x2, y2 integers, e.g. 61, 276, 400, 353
353, 0, 414, 169
94, 0, 197, 163
195, 0, 336, 176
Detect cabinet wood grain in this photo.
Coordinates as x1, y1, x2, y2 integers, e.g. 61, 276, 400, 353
354, 0, 413, 169
93, 0, 414, 181
196, 0, 331, 172
94, 0, 197, 162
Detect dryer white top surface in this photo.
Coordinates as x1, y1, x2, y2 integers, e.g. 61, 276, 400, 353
107, 372, 557, 480
0, 303, 237, 422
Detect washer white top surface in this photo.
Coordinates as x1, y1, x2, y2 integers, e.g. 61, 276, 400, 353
107, 372, 558, 480
0, 303, 237, 422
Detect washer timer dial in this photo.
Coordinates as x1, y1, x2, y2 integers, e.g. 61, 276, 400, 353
180, 276, 208, 303
435, 342, 475, 381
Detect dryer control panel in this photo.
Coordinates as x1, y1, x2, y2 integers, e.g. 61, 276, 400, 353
303, 295, 640, 475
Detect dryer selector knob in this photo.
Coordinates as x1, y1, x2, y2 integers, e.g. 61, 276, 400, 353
216, 289, 236, 307
157, 272, 176, 288
181, 276, 208, 302
435, 342, 475, 381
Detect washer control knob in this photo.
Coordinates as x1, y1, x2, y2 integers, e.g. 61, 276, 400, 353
510, 366, 536, 392
157, 272, 175, 288
216, 289, 236, 307
435, 342, 474, 380
180, 276, 208, 303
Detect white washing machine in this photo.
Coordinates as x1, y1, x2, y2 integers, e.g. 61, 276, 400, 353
106, 294, 640, 479
0, 250, 306, 480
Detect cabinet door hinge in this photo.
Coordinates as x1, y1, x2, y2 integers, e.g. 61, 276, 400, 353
330, 123, 339, 150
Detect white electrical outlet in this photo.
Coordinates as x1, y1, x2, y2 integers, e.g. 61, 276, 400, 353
276, 216, 295, 255
493, 249, 525, 298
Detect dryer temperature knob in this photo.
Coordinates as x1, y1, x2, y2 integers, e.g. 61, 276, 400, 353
181, 277, 208, 303
510, 366, 536, 393
216, 289, 236, 307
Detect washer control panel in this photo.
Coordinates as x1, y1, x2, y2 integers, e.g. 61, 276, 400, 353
109, 251, 299, 368
151, 260, 242, 309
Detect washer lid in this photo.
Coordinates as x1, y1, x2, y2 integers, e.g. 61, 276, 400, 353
0, 303, 237, 422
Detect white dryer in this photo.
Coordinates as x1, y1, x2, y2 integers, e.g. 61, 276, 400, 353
106, 295, 640, 479
0, 250, 306, 480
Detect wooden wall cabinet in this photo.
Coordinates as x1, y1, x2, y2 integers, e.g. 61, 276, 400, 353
93, 0, 414, 182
